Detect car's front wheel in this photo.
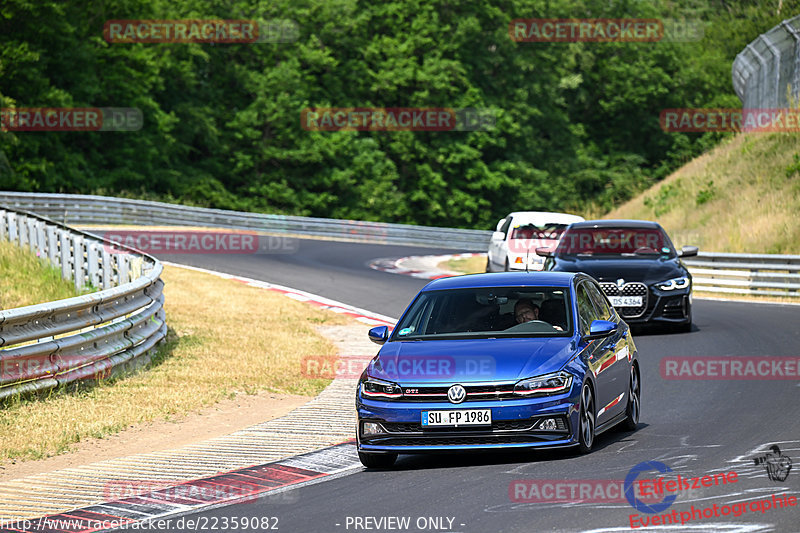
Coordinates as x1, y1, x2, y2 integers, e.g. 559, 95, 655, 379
679, 302, 693, 333
577, 383, 595, 454
621, 366, 640, 431
358, 452, 397, 468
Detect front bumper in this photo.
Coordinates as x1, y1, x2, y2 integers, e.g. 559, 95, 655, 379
356, 390, 581, 453
603, 284, 691, 325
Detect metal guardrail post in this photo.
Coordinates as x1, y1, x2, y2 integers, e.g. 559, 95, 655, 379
87, 242, 101, 289
101, 246, 113, 290
46, 225, 58, 266
60, 229, 70, 282
73, 234, 85, 291
36, 220, 46, 258
7, 212, 17, 241
18, 215, 28, 248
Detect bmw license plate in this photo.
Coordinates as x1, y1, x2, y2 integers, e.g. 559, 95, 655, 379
609, 296, 643, 307
421, 409, 491, 427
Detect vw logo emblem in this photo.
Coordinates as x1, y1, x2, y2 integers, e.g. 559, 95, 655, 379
616, 278, 625, 289
447, 384, 466, 404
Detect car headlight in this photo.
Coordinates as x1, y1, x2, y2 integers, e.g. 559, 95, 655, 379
656, 276, 691, 291
360, 376, 403, 399
513, 371, 573, 396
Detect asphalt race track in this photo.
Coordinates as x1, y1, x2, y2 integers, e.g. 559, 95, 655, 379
155, 237, 800, 533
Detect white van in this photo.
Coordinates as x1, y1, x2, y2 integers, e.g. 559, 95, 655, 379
486, 211, 585, 272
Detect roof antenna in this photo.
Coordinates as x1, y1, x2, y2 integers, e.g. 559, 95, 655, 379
525, 243, 530, 273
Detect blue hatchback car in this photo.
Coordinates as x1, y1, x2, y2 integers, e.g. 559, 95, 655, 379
356, 272, 640, 468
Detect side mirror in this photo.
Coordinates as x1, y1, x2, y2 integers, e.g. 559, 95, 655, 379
368, 325, 389, 345
583, 320, 618, 342
491, 231, 505, 241
495, 218, 506, 232
535, 246, 553, 257
679, 246, 698, 258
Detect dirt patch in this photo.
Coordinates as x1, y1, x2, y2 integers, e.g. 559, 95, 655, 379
0, 391, 310, 482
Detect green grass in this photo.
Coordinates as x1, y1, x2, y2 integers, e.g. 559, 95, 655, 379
438, 255, 487, 274
0, 264, 350, 463
606, 132, 800, 253
0, 240, 80, 309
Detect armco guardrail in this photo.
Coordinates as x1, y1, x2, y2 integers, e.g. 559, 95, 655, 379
0, 192, 493, 251
0, 192, 797, 297
684, 252, 800, 297
0, 206, 167, 400
732, 14, 800, 109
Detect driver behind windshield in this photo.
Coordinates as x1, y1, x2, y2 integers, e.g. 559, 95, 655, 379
514, 299, 540, 324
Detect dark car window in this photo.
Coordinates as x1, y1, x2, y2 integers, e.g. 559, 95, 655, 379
510, 223, 568, 240
576, 284, 600, 336
584, 281, 614, 321
393, 286, 572, 340
556, 226, 676, 258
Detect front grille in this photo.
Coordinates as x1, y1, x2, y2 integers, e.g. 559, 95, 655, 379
382, 420, 531, 433
380, 417, 567, 434
600, 282, 649, 318
383, 422, 423, 433
400, 383, 516, 402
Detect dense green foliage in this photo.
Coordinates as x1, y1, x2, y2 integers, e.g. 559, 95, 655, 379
0, 0, 794, 228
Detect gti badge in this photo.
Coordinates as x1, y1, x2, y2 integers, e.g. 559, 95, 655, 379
616, 278, 626, 289
447, 384, 466, 404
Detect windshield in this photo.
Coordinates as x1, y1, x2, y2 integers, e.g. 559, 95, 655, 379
393, 287, 573, 340
509, 223, 568, 241
556, 227, 676, 257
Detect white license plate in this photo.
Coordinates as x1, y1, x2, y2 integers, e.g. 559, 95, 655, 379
609, 295, 643, 307
421, 409, 491, 427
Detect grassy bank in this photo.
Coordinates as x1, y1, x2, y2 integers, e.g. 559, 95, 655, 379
0, 264, 350, 462
606, 133, 800, 253
0, 240, 79, 309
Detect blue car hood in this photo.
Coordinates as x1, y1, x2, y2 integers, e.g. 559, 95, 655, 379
368, 337, 576, 384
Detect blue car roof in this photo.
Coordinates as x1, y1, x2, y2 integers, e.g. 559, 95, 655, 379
422, 272, 578, 291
